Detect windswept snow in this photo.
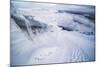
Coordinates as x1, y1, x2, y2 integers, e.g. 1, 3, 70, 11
11, 1, 95, 66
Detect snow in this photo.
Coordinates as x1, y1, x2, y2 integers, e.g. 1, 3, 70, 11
11, 1, 95, 66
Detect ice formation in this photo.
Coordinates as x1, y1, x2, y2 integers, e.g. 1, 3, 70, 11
11, 1, 95, 66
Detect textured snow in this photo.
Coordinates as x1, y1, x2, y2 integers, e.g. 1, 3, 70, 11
11, 1, 95, 66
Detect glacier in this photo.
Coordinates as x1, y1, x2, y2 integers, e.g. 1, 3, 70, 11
10, 1, 95, 66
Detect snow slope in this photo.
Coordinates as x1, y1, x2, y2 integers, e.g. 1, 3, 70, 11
11, 1, 95, 66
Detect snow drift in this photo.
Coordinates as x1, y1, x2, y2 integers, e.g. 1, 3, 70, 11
10, 1, 95, 66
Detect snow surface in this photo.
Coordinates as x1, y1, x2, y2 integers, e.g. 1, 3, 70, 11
11, 1, 95, 66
